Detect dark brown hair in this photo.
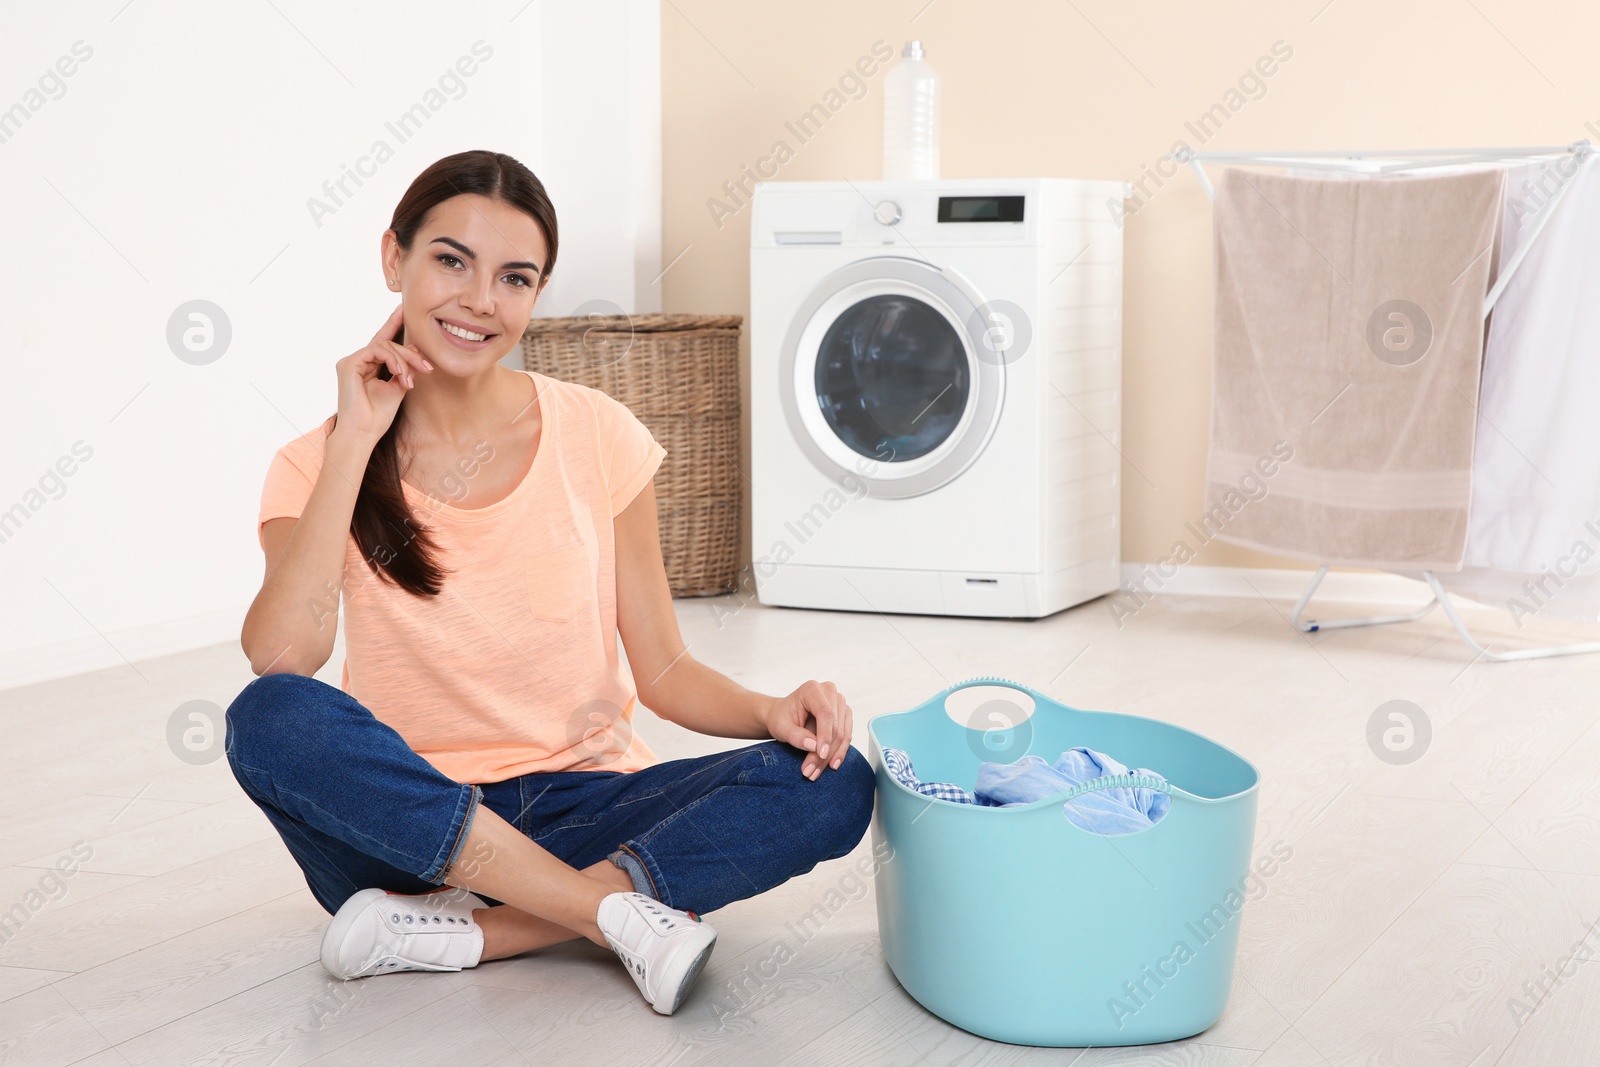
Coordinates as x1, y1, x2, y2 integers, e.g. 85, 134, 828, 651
345, 150, 559, 596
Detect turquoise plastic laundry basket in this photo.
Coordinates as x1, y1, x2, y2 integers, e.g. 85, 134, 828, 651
868, 677, 1260, 1047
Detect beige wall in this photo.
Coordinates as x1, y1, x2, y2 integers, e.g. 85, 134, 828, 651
661, 1, 1599, 572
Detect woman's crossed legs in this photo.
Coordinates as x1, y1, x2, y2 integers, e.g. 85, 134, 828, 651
224, 672, 875, 960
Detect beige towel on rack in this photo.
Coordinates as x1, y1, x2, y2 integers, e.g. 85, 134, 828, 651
1205, 166, 1506, 570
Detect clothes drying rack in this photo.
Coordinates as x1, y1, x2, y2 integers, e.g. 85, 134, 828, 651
1186, 141, 1600, 662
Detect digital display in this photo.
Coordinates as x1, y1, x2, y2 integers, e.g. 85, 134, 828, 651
937, 195, 1025, 223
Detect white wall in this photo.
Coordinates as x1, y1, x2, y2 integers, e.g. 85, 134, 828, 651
0, 0, 661, 690
537, 2, 663, 319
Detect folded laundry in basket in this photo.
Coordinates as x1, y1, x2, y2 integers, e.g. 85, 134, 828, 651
880, 746, 1004, 806
881, 746, 1170, 834
977, 749, 1170, 835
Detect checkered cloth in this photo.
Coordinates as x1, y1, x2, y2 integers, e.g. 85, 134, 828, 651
882, 747, 1005, 806
883, 744, 1172, 834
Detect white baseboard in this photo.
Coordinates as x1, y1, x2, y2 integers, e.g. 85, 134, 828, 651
1116, 564, 1463, 608
0, 605, 247, 693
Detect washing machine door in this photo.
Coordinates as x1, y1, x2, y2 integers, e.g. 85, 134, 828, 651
780, 257, 1007, 499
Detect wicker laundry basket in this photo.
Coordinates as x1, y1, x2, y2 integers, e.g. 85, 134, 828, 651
520, 313, 743, 597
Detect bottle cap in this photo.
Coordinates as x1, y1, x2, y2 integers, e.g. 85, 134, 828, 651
903, 40, 925, 60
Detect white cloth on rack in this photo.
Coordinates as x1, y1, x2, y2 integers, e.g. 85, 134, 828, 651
1431, 155, 1600, 620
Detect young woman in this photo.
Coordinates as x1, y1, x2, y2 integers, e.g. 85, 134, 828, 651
229, 149, 875, 1017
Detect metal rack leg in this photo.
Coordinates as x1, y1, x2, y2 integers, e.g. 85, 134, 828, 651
1420, 572, 1600, 662
1286, 565, 1600, 660
1290, 565, 1441, 633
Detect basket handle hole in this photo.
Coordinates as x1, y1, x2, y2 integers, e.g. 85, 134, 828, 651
943, 686, 1037, 733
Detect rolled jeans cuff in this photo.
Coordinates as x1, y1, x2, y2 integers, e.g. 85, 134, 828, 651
607, 844, 659, 900
432, 783, 484, 884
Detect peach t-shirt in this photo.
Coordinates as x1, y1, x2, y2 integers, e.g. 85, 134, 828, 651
257, 370, 666, 783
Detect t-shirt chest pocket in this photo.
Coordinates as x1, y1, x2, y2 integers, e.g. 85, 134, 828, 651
523, 545, 595, 623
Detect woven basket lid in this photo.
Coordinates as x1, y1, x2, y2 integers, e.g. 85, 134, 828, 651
522, 312, 742, 335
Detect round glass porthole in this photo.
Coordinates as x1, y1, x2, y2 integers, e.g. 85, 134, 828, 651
814, 294, 970, 463
780, 257, 1005, 499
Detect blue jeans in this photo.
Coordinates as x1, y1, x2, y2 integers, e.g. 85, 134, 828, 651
224, 672, 875, 917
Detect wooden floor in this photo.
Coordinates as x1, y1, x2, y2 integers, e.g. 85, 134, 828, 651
2, 587, 1598, 1066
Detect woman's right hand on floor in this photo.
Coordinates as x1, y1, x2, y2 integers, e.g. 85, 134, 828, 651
334, 303, 433, 444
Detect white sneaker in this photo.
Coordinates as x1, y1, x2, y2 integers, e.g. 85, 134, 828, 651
321, 886, 488, 980
595, 891, 717, 1015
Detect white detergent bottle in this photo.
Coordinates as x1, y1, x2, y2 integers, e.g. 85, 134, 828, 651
882, 40, 940, 180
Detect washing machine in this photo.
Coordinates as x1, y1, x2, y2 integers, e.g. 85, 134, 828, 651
750, 178, 1127, 618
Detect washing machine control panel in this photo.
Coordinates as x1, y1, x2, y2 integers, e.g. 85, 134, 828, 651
874, 196, 1028, 226
754, 183, 1039, 246
875, 191, 1030, 244
936, 195, 1025, 223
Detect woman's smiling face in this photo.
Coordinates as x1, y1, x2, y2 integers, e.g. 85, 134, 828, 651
382, 192, 550, 373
